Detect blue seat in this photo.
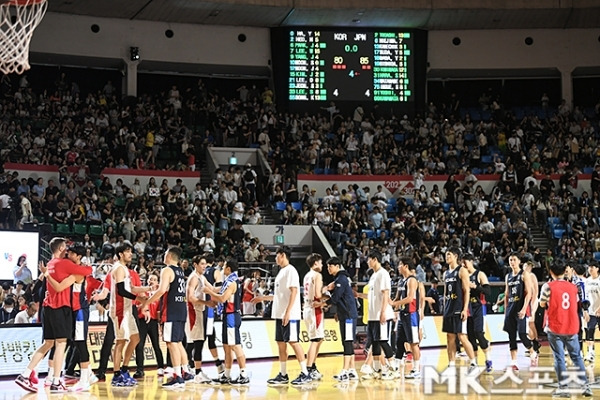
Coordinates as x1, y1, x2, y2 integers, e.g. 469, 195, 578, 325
387, 198, 397, 207
595, 252, 600, 261
394, 134, 405, 143
553, 228, 566, 239
471, 167, 481, 175
547, 217, 560, 227
291, 202, 302, 211
583, 167, 594, 174
442, 202, 452, 212
324, 168, 335, 175
313, 168, 324, 175
275, 201, 287, 211
481, 155, 493, 164
405, 197, 414, 207
386, 203, 395, 213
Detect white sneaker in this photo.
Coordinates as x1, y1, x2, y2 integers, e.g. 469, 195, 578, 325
467, 364, 481, 377
405, 369, 421, 379
69, 381, 91, 392
380, 367, 395, 381
585, 354, 595, 364
530, 352, 539, 366
333, 370, 349, 382
360, 364, 373, 374
347, 369, 359, 380
194, 371, 211, 384
361, 365, 377, 380
88, 374, 99, 386
157, 368, 165, 376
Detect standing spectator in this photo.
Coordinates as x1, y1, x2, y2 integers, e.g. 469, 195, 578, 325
539, 260, 592, 397
13, 255, 33, 285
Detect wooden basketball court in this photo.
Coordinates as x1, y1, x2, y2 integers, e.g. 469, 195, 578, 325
2, 342, 598, 400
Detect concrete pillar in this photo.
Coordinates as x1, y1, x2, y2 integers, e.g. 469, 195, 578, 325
123, 60, 138, 97
560, 67, 573, 107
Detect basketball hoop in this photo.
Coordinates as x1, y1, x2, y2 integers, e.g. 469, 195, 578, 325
0, 0, 47, 75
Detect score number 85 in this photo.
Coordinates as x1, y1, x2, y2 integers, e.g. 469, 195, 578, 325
333, 56, 370, 64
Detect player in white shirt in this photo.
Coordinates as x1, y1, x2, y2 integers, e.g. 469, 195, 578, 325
585, 262, 600, 363
253, 246, 312, 385
186, 254, 211, 383
355, 249, 396, 379
303, 253, 325, 380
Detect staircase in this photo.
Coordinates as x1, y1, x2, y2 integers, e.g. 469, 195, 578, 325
529, 224, 552, 253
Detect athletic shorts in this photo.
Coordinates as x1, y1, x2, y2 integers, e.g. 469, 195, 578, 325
587, 316, 600, 341
275, 318, 300, 343
186, 306, 205, 342
43, 306, 72, 340
503, 313, 528, 334
222, 312, 242, 345
242, 301, 256, 316
340, 318, 357, 342
73, 308, 90, 342
469, 306, 485, 333
113, 312, 138, 341
367, 320, 393, 342
163, 320, 185, 343
303, 307, 324, 341
442, 315, 467, 334
398, 312, 420, 344
203, 307, 216, 336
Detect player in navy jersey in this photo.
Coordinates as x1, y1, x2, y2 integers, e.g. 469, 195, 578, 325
503, 252, 534, 370
143, 246, 189, 388
390, 257, 422, 379
442, 247, 478, 373
463, 253, 493, 373
203, 258, 250, 384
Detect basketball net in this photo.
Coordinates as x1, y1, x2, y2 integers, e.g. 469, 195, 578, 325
0, 0, 47, 75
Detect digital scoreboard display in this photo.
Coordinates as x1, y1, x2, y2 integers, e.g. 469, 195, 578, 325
286, 29, 413, 102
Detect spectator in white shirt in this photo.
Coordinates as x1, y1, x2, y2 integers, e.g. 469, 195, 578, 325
198, 230, 216, 253
14, 302, 38, 324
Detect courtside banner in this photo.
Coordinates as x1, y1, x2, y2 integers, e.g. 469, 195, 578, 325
0, 325, 48, 376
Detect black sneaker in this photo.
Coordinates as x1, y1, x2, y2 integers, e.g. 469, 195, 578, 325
267, 373, 289, 385
291, 372, 313, 386
212, 374, 231, 385
231, 375, 250, 385
182, 371, 194, 382
162, 375, 185, 388
95, 372, 106, 382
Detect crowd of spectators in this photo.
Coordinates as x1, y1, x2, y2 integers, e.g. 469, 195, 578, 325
0, 71, 599, 296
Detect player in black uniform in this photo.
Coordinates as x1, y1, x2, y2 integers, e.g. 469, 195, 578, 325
503, 252, 534, 371
143, 246, 188, 388
463, 253, 493, 373
442, 247, 478, 373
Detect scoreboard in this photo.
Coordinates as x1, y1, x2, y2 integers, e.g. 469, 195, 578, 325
285, 29, 413, 102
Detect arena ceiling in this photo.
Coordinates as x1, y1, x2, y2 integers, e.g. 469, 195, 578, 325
48, 0, 600, 30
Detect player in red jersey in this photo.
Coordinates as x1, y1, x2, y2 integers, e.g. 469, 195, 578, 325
14, 237, 92, 393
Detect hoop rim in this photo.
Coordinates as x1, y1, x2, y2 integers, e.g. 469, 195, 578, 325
4, 0, 46, 6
